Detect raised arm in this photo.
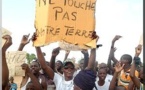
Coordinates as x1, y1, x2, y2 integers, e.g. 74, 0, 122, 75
129, 45, 142, 89
32, 33, 54, 80
2, 35, 12, 89
81, 50, 89, 70
64, 50, 70, 61
18, 34, 30, 51
110, 35, 122, 63
49, 47, 60, 72
109, 62, 124, 90
21, 63, 42, 90
107, 47, 117, 74
85, 34, 99, 70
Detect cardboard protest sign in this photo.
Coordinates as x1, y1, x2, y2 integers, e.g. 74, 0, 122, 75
1, 28, 12, 49
139, 35, 143, 45
6, 51, 26, 77
34, 0, 97, 49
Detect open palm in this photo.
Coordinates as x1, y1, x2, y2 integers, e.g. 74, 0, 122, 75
114, 62, 124, 73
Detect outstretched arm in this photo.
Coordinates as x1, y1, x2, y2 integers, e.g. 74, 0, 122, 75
129, 45, 142, 89
85, 34, 99, 70
64, 50, 70, 61
81, 50, 89, 69
32, 33, 54, 80
18, 34, 30, 51
110, 35, 122, 63
2, 35, 12, 89
49, 47, 60, 72
107, 47, 117, 74
35, 47, 54, 79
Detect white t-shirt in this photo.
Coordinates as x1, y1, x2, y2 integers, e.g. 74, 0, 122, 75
53, 73, 74, 90
93, 80, 110, 90
96, 74, 113, 82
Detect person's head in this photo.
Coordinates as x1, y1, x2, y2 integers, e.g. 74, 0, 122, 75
73, 70, 96, 90
30, 61, 41, 75
99, 63, 109, 72
9, 76, 14, 83
62, 60, 75, 79
120, 54, 132, 69
78, 59, 84, 70
26, 82, 34, 90
98, 68, 107, 81
115, 85, 126, 90
55, 60, 63, 70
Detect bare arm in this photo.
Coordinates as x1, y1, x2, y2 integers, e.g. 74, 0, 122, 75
109, 62, 124, 90
18, 34, 30, 51
129, 61, 140, 89
85, 48, 96, 70
107, 47, 116, 74
109, 72, 118, 90
110, 35, 122, 63
64, 50, 70, 61
21, 63, 42, 90
35, 47, 54, 79
32, 33, 54, 80
2, 35, 12, 89
49, 47, 60, 72
81, 50, 89, 69
129, 46, 142, 89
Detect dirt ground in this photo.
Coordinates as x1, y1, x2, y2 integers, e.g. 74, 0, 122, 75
13, 76, 22, 90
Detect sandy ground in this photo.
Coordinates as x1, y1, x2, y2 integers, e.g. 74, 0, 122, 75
13, 76, 22, 90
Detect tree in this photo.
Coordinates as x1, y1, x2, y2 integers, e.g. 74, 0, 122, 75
26, 53, 37, 64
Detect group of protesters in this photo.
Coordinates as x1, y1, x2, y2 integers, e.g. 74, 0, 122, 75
2, 31, 145, 90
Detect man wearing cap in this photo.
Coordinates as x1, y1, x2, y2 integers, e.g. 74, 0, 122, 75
35, 47, 76, 90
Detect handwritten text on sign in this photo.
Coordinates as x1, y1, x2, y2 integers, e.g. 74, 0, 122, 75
6, 51, 26, 76
34, 0, 96, 48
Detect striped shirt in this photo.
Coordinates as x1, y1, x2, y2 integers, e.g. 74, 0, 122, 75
118, 69, 139, 90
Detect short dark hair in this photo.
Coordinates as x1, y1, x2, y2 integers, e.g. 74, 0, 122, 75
120, 54, 132, 64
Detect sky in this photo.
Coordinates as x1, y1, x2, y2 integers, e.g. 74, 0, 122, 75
2, 0, 143, 64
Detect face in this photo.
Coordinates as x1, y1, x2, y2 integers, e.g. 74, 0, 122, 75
98, 69, 107, 81
30, 61, 40, 74
26, 83, 35, 90
120, 59, 129, 69
63, 63, 75, 78
55, 61, 62, 70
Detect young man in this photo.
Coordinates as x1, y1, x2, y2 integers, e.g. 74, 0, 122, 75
97, 68, 110, 90
21, 63, 42, 90
20, 61, 46, 90
96, 63, 113, 82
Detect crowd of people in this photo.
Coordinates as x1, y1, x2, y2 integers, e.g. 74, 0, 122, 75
2, 32, 145, 90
